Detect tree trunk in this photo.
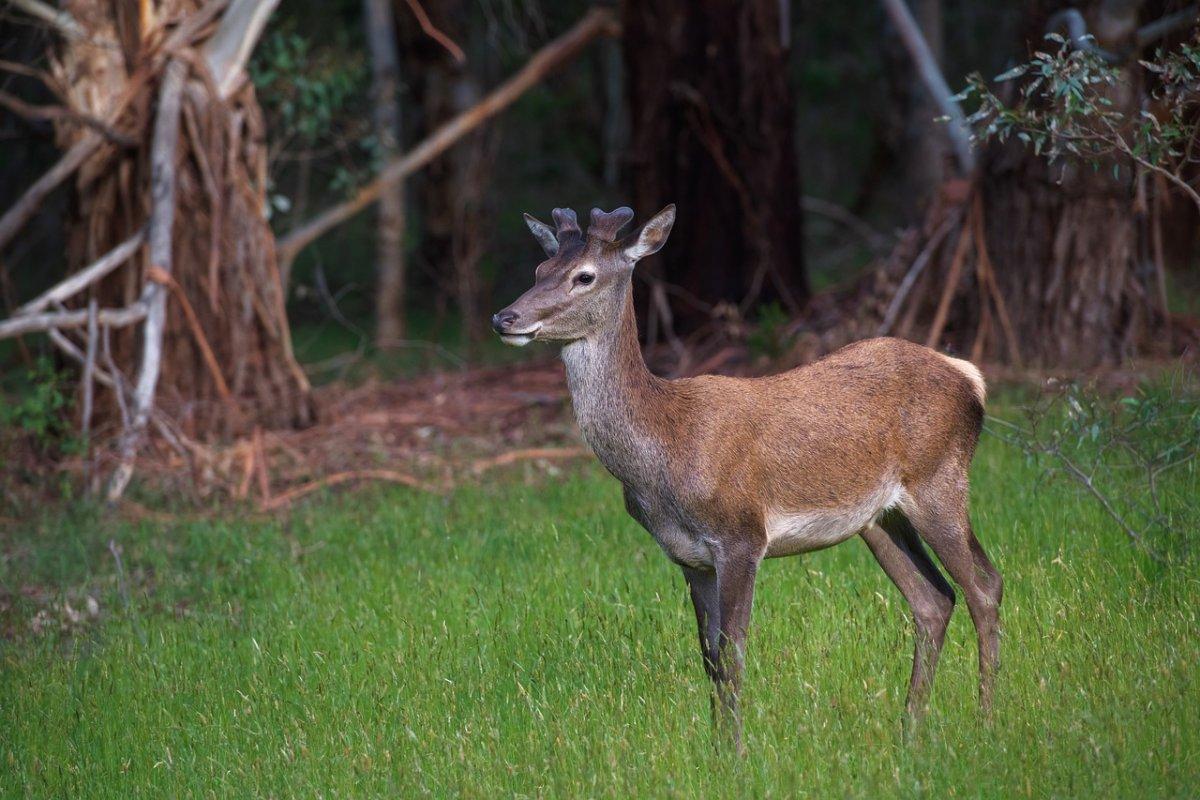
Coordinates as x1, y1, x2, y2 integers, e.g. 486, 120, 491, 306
976, 0, 1153, 366
879, 0, 1170, 368
401, 0, 492, 346
364, 0, 407, 347
622, 0, 807, 333
52, 0, 313, 435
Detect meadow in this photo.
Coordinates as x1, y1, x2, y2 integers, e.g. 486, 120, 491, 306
2, 422, 1198, 798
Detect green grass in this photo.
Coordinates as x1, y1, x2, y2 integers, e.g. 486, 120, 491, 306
2, 431, 1198, 797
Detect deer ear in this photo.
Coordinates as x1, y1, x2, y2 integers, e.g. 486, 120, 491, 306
622, 204, 676, 262
524, 213, 559, 257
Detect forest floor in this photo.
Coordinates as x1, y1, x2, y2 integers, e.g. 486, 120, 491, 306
2, 396, 1198, 797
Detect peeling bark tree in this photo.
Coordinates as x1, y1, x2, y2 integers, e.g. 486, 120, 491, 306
622, 0, 808, 333
43, 0, 314, 436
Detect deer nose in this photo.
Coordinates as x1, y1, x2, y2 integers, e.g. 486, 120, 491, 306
492, 310, 519, 333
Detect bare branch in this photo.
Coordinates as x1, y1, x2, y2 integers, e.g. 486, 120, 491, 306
278, 7, 618, 266
401, 0, 467, 64
879, 0, 975, 173
0, 89, 136, 145
203, 0, 280, 98
0, 302, 147, 339
7, 0, 85, 39
15, 229, 145, 316
108, 58, 187, 503
0, 132, 101, 253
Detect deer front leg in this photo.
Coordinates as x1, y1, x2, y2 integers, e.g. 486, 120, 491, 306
682, 566, 721, 685
711, 543, 763, 754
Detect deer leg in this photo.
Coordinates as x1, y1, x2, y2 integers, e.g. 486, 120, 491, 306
682, 566, 722, 718
906, 491, 1003, 714
862, 519, 955, 731
712, 545, 762, 754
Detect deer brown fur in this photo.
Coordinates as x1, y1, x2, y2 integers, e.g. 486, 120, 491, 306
493, 205, 1003, 749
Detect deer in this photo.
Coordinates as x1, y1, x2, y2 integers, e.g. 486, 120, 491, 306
491, 205, 1003, 749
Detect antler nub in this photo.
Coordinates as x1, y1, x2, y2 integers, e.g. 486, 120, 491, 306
551, 208, 582, 245
587, 207, 635, 242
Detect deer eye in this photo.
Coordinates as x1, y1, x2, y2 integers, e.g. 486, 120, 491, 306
575, 272, 595, 286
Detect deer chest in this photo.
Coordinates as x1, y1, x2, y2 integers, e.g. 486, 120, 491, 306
622, 485, 714, 569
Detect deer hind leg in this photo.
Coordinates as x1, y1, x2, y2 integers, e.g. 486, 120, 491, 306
862, 518, 955, 730
905, 478, 1003, 713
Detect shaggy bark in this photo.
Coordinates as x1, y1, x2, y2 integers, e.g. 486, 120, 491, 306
45, 0, 315, 436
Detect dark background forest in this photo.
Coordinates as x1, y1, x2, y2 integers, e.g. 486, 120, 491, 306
0, 0, 1197, 499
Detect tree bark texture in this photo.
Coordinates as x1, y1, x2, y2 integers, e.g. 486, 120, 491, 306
364, 0, 408, 346
51, 0, 314, 435
622, 0, 808, 333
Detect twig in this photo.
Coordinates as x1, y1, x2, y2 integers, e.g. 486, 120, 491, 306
145, 265, 232, 400
471, 447, 591, 475
15, 229, 146, 316
277, 7, 618, 267
0, 301, 147, 339
260, 469, 442, 511
0, 132, 101, 254
0, 89, 137, 146
924, 212, 973, 348
800, 196, 891, 253
877, 210, 960, 336
81, 299, 98, 445
7, 0, 85, 39
401, 0, 467, 64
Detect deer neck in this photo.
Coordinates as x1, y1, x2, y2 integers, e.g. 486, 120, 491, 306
561, 286, 672, 486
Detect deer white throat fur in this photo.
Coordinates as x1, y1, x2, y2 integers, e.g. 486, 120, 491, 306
492, 205, 1003, 749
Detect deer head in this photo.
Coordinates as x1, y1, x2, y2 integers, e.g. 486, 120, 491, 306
491, 205, 676, 345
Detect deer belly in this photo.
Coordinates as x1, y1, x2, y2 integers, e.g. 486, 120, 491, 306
764, 482, 905, 558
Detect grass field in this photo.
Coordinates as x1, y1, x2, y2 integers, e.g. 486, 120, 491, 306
2, 426, 1198, 797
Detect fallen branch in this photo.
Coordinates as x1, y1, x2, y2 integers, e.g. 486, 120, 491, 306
278, 7, 618, 267
0, 301, 147, 339
471, 446, 591, 475
260, 469, 442, 511
15, 229, 145, 315
108, 58, 187, 503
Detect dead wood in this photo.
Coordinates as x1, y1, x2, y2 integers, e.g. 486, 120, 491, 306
260, 470, 443, 511
108, 57, 187, 503
471, 447, 592, 475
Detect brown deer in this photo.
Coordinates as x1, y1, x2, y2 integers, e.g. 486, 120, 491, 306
492, 205, 1002, 748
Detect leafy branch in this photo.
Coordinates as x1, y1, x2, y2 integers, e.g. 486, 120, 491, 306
955, 33, 1200, 211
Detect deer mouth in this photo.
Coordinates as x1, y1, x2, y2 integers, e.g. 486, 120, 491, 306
498, 324, 542, 346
